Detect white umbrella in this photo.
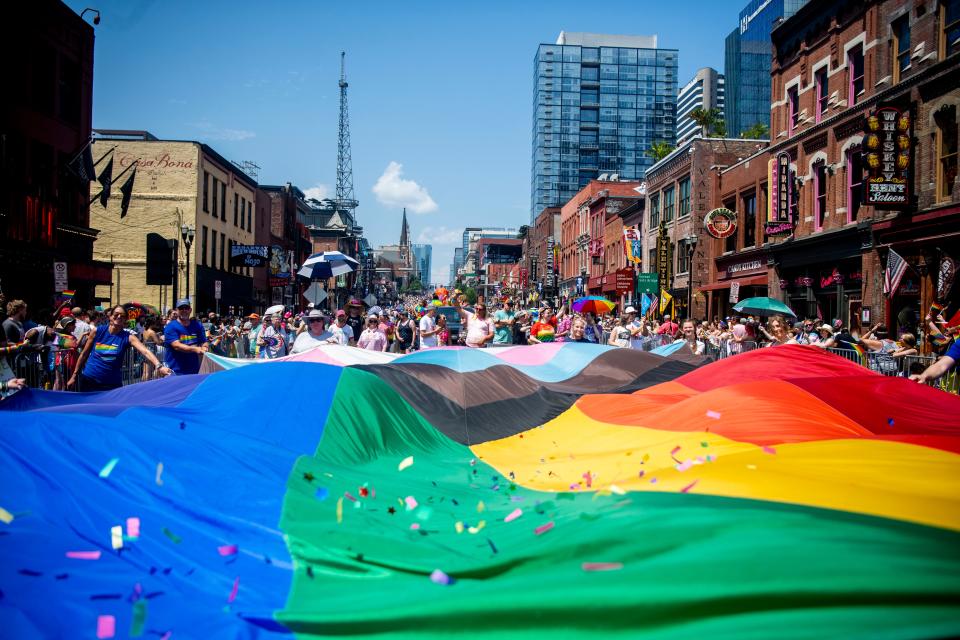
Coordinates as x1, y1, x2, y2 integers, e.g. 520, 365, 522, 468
298, 251, 359, 279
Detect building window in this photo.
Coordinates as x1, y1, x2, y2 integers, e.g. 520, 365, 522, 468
848, 46, 864, 105
203, 172, 209, 213
220, 183, 227, 220
664, 186, 675, 222
815, 68, 828, 123
227, 239, 233, 272
650, 194, 660, 227
847, 147, 863, 222
220, 232, 226, 270
743, 192, 756, 248
936, 105, 959, 203
723, 198, 737, 253
234, 196, 239, 227
941, 0, 960, 59
677, 239, 690, 274
201, 226, 208, 267
247, 202, 252, 231
210, 230, 217, 270
814, 161, 828, 230
211, 177, 218, 215
648, 249, 656, 272
788, 85, 799, 134
893, 15, 911, 82
678, 177, 691, 217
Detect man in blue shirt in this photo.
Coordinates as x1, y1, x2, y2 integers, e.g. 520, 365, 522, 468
164, 299, 208, 375
911, 338, 960, 384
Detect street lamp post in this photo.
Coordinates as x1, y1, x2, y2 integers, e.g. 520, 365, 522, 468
180, 223, 195, 305
686, 235, 698, 321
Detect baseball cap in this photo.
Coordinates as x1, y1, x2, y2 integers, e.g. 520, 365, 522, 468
59, 307, 74, 318
247, 313, 260, 320
624, 306, 637, 314
175, 298, 191, 309
336, 310, 346, 317
819, 324, 834, 332
306, 309, 326, 320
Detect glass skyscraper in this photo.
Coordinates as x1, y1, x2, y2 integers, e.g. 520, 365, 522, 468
724, 0, 809, 138
411, 243, 432, 286
531, 32, 678, 222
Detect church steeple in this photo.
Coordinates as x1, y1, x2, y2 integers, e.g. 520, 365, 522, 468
399, 208, 410, 262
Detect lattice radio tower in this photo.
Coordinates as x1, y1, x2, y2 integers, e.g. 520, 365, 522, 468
335, 51, 359, 216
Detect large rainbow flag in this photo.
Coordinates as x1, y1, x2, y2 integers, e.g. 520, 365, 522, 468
1, 344, 959, 638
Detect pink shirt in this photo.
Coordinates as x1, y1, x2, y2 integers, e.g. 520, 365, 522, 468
357, 328, 388, 351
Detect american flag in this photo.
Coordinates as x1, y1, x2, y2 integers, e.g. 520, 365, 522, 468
883, 248, 908, 297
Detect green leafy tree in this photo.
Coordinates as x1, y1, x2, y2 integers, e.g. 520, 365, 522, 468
404, 278, 423, 293
462, 287, 478, 304
740, 122, 770, 139
712, 119, 728, 137
688, 107, 716, 138
646, 141, 675, 162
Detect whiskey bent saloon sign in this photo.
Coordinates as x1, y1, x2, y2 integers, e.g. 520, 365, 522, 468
863, 106, 911, 206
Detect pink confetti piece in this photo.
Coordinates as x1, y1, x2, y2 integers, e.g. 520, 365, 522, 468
227, 576, 239, 603
582, 471, 593, 488
568, 483, 580, 491
670, 446, 681, 455
217, 544, 238, 557
680, 480, 699, 493
582, 562, 623, 572
534, 521, 554, 535
404, 496, 418, 510
430, 569, 453, 585
637, 470, 645, 478
409, 523, 420, 530
762, 446, 777, 455
504, 508, 523, 523
650, 477, 658, 484
66, 550, 102, 560
126, 517, 140, 539
706, 410, 722, 419
343, 491, 357, 503
96, 614, 115, 639
675, 460, 694, 472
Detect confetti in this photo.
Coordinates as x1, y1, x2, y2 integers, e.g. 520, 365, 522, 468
887, 418, 895, 427
746, 464, 757, 470
706, 410, 722, 419
670, 446, 681, 455
404, 496, 418, 510
0, 507, 13, 524
534, 521, 554, 535
582, 562, 623, 572
99, 458, 119, 479
477, 500, 485, 513
454, 521, 464, 534
66, 551, 102, 560
218, 544, 238, 557
504, 508, 523, 523
358, 486, 369, 498
161, 527, 181, 544
675, 460, 694, 472
680, 480, 699, 493
762, 446, 777, 455
637, 470, 645, 479
430, 569, 453, 585
96, 614, 116, 639
227, 576, 239, 603
110, 526, 123, 550
130, 600, 147, 638
700, 441, 709, 447
155, 463, 164, 486
608, 484, 626, 495
314, 487, 329, 501
398, 456, 414, 471
409, 523, 420, 530
582, 472, 593, 488
467, 520, 486, 534
126, 517, 140, 539
336, 497, 344, 524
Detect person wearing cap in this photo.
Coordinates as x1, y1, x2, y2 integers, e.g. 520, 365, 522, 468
344, 300, 364, 339
328, 310, 355, 346
656, 313, 680, 338
418, 305, 441, 349
70, 305, 172, 390
162, 299, 207, 375
258, 313, 287, 359
911, 335, 960, 384
291, 309, 334, 354
357, 313, 389, 351
622, 306, 651, 350
492, 299, 515, 345
243, 313, 261, 357
395, 309, 417, 353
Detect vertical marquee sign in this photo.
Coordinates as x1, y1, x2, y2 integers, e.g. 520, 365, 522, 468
655, 222, 674, 290
765, 151, 793, 236
863, 105, 911, 206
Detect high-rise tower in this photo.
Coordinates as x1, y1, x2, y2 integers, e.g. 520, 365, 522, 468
335, 51, 359, 216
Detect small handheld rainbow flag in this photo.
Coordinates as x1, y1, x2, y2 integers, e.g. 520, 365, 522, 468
61, 290, 75, 299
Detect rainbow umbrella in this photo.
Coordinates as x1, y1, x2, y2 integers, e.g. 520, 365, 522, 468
572, 296, 615, 315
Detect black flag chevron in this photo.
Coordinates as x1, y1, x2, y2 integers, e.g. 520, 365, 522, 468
119, 166, 136, 219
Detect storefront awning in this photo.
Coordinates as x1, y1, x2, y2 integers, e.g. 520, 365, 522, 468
698, 275, 768, 292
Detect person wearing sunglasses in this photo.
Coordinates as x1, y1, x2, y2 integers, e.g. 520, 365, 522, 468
452, 297, 495, 348
291, 309, 333, 353
162, 299, 208, 375
69, 305, 171, 391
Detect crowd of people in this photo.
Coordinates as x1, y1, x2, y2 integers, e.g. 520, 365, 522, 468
2, 290, 958, 399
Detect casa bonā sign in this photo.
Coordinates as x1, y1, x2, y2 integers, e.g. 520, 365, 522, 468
863, 105, 911, 207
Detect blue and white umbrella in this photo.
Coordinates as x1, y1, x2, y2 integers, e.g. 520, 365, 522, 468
297, 251, 359, 279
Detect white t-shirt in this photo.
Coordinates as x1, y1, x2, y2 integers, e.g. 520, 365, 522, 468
672, 338, 705, 355
628, 320, 648, 350
464, 312, 494, 347
419, 315, 438, 348
291, 330, 333, 354
328, 323, 354, 346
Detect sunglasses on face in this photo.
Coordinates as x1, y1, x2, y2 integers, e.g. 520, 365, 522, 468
308, 319, 323, 324
111, 312, 125, 318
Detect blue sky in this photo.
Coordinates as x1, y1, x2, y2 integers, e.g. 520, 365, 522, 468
67, 0, 738, 285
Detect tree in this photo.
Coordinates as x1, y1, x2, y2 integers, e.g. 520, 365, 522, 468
404, 278, 423, 293
712, 119, 728, 138
740, 122, 770, 139
688, 107, 716, 138
646, 141, 675, 162
462, 287, 478, 304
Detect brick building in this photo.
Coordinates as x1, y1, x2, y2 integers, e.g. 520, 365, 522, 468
558, 179, 643, 298
767, 0, 960, 337
526, 207, 561, 298
0, 0, 110, 309
642, 138, 768, 319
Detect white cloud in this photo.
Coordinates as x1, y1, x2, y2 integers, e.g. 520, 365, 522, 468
188, 121, 256, 142
416, 226, 462, 245
372, 161, 438, 214
303, 183, 332, 201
